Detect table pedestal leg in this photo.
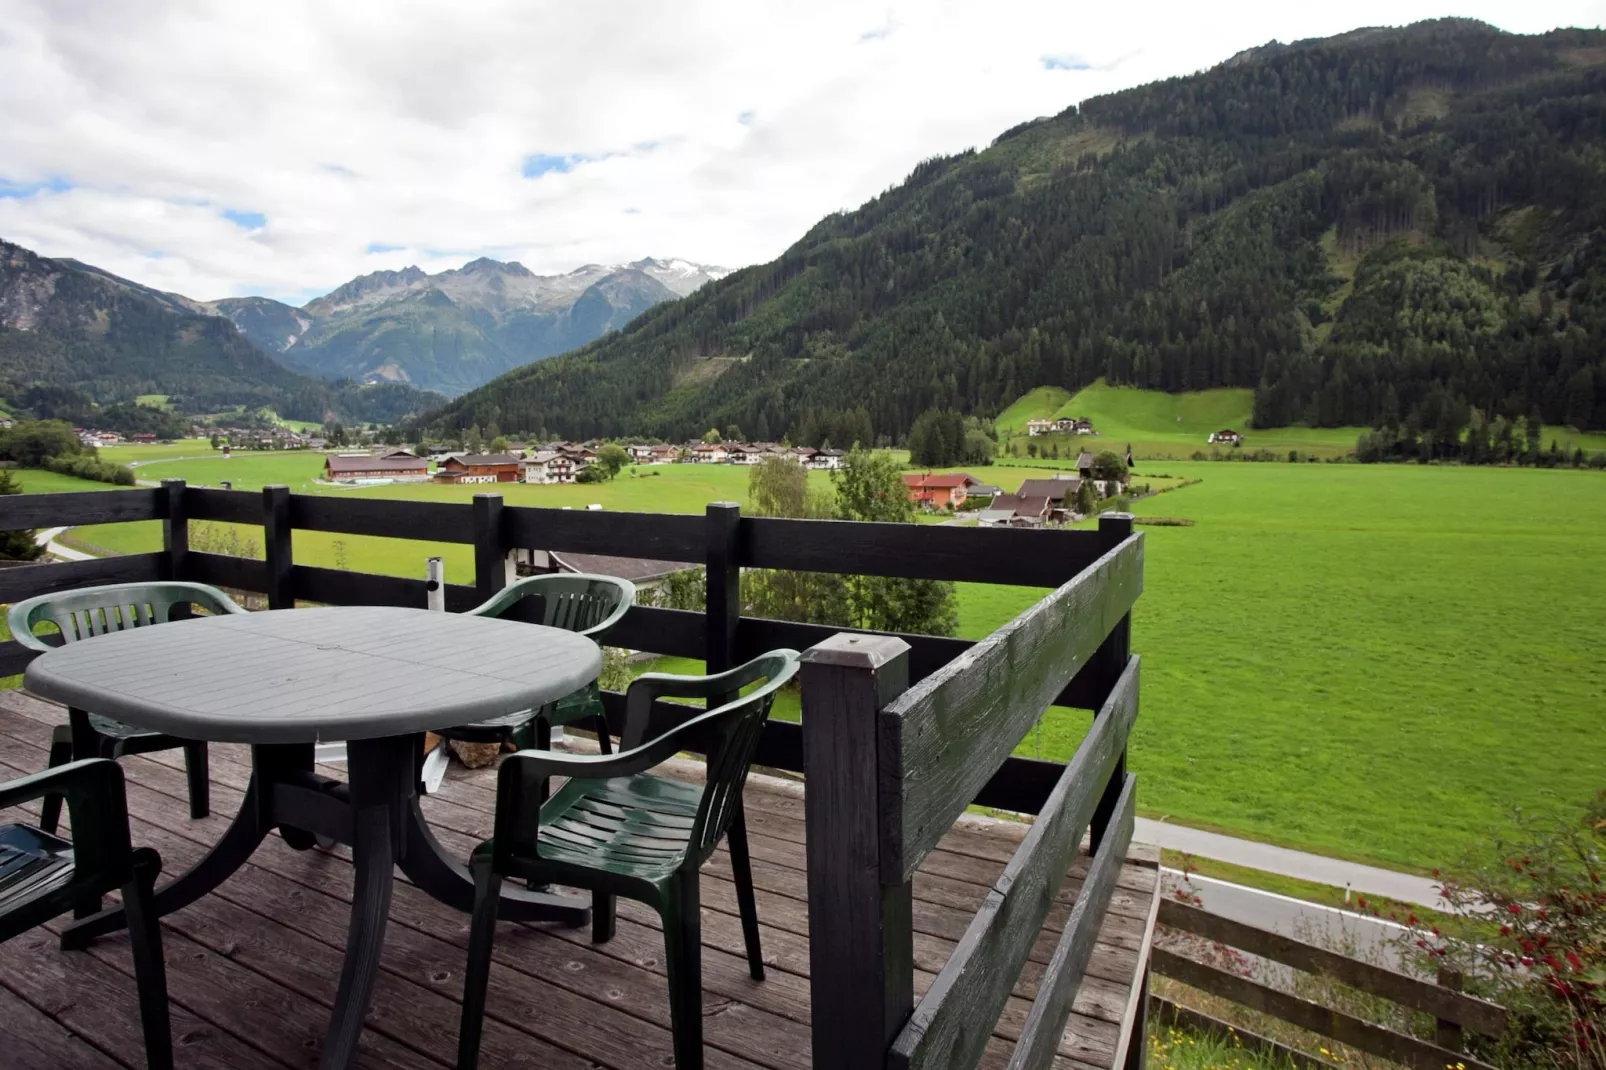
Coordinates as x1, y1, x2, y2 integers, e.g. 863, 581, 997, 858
62, 768, 270, 950
318, 803, 394, 1070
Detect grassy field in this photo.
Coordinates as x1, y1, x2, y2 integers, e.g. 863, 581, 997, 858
15, 455, 1606, 872
998, 381, 1369, 460
1000, 381, 1606, 460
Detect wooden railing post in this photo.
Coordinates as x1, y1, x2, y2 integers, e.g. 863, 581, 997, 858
472, 493, 510, 605
802, 633, 912, 1070
263, 485, 293, 610
1092, 512, 1134, 853
161, 479, 188, 584
1436, 967, 1465, 1052
705, 502, 741, 694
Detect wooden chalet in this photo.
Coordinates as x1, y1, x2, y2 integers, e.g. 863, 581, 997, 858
434, 453, 522, 485
903, 472, 977, 509
1208, 429, 1243, 446
323, 453, 430, 482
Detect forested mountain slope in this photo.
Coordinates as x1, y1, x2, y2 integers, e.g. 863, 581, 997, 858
424, 20, 1606, 445
0, 239, 441, 424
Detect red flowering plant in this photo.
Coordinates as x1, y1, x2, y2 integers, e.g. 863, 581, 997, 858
1408, 791, 1605, 1069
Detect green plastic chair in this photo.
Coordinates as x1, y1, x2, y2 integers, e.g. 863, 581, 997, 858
0, 758, 172, 1069
7, 581, 247, 833
439, 573, 635, 754
457, 649, 801, 1070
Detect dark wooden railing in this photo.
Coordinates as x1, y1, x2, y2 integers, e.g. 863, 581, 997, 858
800, 515, 1145, 1070
1, 479, 1150, 1066
1154, 899, 1506, 1070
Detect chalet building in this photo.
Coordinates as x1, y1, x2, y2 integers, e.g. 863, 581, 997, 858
903, 472, 978, 509
522, 451, 577, 484
1209, 429, 1244, 446
650, 444, 680, 464
434, 453, 522, 484
1017, 477, 1082, 507
978, 493, 1052, 527
131, 433, 158, 444
809, 448, 846, 470
1026, 417, 1096, 437
324, 453, 430, 482
627, 444, 657, 464
691, 443, 728, 464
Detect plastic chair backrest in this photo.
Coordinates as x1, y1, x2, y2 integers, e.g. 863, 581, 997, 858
689, 651, 800, 862
6, 581, 245, 652
468, 573, 635, 638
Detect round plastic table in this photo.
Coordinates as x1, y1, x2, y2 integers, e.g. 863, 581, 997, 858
24, 605, 603, 1070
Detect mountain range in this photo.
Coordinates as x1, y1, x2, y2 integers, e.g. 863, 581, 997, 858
209, 257, 728, 396
0, 238, 437, 425
0, 244, 727, 422
424, 19, 1606, 447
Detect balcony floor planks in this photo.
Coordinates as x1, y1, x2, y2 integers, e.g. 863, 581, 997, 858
0, 691, 1156, 1070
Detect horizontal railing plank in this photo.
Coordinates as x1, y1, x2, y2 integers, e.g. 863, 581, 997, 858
888, 658, 1140, 1070
0, 553, 165, 605
186, 488, 261, 525
181, 551, 264, 594
740, 616, 1109, 710
598, 690, 805, 774
1158, 900, 1507, 1036
740, 517, 1108, 586
1007, 774, 1136, 1070
288, 496, 475, 543
0, 639, 36, 677
1150, 949, 1498, 1070
0, 489, 164, 529
502, 506, 704, 562
608, 606, 706, 660
881, 535, 1144, 880
288, 564, 480, 612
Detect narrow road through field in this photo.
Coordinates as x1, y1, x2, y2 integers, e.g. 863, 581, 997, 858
34, 526, 96, 562
1136, 817, 1446, 910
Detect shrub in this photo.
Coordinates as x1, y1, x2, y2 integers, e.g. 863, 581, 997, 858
1408, 791, 1606, 1069
43, 453, 135, 486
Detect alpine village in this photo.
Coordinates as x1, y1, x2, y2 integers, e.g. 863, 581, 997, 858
0, 13, 1603, 1070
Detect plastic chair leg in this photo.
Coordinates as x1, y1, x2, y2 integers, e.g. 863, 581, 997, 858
726, 805, 765, 981
456, 859, 504, 1070
593, 892, 616, 944
40, 726, 74, 835
123, 849, 174, 1070
661, 871, 705, 1070
183, 742, 210, 820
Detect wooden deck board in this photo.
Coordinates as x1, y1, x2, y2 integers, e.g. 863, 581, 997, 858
0, 691, 1157, 1070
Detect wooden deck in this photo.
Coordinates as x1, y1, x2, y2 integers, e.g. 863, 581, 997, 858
0, 690, 1159, 1070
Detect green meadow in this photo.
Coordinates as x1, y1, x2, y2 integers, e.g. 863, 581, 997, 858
999, 380, 1606, 461
16, 450, 1606, 871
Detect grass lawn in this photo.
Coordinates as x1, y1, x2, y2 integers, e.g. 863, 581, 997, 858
101, 439, 221, 465
18, 456, 1606, 873
999, 380, 1606, 461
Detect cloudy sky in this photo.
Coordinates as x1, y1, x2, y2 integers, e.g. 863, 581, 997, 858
2, 1, 1602, 304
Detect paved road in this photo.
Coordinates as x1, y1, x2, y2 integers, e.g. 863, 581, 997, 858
1160, 867, 1412, 966
1135, 817, 1447, 911
34, 526, 96, 563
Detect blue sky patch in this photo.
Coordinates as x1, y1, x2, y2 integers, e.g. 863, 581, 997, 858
1041, 54, 1093, 71
738, 110, 756, 126
0, 176, 71, 198
522, 153, 588, 178
366, 242, 404, 254
223, 208, 266, 229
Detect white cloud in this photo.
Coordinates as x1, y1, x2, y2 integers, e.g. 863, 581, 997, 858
0, 0, 1601, 302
